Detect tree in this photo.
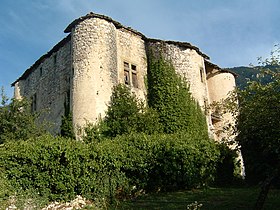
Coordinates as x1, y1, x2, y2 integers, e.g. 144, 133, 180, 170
233, 47, 280, 209
102, 84, 162, 138
0, 88, 46, 143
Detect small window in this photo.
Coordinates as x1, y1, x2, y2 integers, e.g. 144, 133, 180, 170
200, 68, 204, 83
40, 67, 43, 77
131, 64, 136, 71
31, 93, 37, 112
54, 54, 57, 65
132, 72, 138, 87
124, 62, 129, 69
124, 70, 130, 85
123, 62, 138, 88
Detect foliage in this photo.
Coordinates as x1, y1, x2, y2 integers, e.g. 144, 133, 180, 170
0, 132, 220, 203
117, 187, 280, 210
0, 169, 13, 204
220, 46, 280, 209
215, 143, 239, 186
0, 134, 128, 202
103, 84, 140, 137
147, 51, 208, 136
101, 132, 219, 192
0, 90, 46, 144
86, 84, 162, 139
60, 113, 75, 139
235, 49, 280, 185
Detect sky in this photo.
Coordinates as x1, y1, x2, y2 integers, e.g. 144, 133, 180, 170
0, 0, 279, 98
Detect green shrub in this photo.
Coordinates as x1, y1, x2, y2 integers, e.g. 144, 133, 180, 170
0, 132, 220, 203
60, 113, 75, 139
115, 132, 220, 192
0, 134, 128, 202
0, 98, 46, 144
83, 84, 162, 142
215, 143, 239, 186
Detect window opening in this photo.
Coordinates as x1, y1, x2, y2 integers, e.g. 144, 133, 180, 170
200, 68, 204, 83
31, 93, 37, 112
124, 62, 130, 85
54, 54, 57, 66
124, 62, 138, 88
40, 67, 43, 77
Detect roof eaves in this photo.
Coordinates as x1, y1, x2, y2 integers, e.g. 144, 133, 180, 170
205, 60, 238, 77
11, 34, 71, 86
64, 12, 146, 39
147, 38, 210, 59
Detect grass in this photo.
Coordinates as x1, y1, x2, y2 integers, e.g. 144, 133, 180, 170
113, 187, 280, 210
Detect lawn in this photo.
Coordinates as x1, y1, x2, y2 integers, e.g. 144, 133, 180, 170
113, 187, 280, 210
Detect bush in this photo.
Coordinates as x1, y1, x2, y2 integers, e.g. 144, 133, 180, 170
112, 132, 220, 192
0, 132, 220, 203
0, 134, 128, 202
215, 143, 239, 186
0, 98, 46, 144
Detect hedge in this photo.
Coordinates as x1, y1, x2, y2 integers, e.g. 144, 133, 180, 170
0, 132, 220, 202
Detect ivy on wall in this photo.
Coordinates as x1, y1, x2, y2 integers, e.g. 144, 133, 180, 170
147, 48, 208, 136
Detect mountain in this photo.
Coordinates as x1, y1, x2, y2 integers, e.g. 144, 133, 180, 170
228, 66, 275, 89
228, 66, 258, 89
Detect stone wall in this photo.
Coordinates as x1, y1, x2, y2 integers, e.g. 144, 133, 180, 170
14, 38, 72, 134
206, 66, 236, 141
71, 17, 148, 132
13, 13, 237, 140
146, 41, 209, 107
71, 18, 118, 130
146, 40, 213, 135
116, 28, 147, 100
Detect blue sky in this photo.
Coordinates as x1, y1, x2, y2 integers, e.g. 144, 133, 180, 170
1, 0, 279, 98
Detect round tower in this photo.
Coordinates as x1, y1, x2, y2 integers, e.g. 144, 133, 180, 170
206, 67, 236, 141
70, 16, 118, 132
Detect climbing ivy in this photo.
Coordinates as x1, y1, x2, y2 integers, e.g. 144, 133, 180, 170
147, 50, 208, 136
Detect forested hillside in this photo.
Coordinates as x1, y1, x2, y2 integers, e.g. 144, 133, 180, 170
228, 66, 273, 89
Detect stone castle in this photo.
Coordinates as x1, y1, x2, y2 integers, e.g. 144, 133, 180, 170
12, 12, 236, 140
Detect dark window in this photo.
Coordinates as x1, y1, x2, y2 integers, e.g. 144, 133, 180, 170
31, 93, 37, 112
40, 67, 43, 77
200, 68, 204, 83
54, 54, 57, 66
124, 62, 130, 85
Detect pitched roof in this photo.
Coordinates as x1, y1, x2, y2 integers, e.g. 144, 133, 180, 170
147, 38, 209, 59
12, 12, 214, 86
64, 12, 146, 38
11, 35, 71, 86
205, 60, 238, 77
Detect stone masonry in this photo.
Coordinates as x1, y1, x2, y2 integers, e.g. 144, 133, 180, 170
12, 12, 236, 140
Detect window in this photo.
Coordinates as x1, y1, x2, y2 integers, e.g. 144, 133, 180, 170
123, 62, 138, 88
31, 93, 37, 112
40, 67, 43, 77
200, 68, 204, 83
54, 54, 57, 66
124, 62, 130, 85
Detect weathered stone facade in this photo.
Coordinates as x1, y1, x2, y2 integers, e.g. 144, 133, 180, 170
12, 12, 236, 140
